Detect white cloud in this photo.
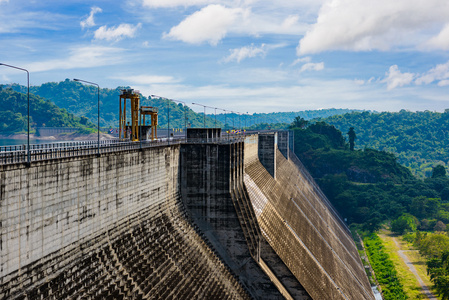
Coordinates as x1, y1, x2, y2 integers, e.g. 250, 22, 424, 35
27, 46, 125, 72
383, 65, 414, 90
300, 62, 324, 72
415, 61, 449, 85
354, 79, 365, 85
80, 6, 102, 29
132, 76, 449, 114
94, 23, 141, 41
291, 56, 324, 72
163, 4, 244, 45
142, 1, 311, 38
133, 78, 398, 113
0, 11, 69, 33
297, 0, 449, 55
223, 44, 266, 63
438, 80, 449, 86
425, 24, 449, 50
111, 74, 179, 84
231, 11, 307, 37
281, 15, 300, 30
0, 0, 9, 3
142, 0, 211, 8
292, 56, 311, 66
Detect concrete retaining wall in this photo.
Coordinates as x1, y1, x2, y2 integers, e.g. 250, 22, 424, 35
180, 141, 287, 299
1, 131, 373, 299
1, 146, 178, 278
0, 146, 251, 299
245, 148, 375, 300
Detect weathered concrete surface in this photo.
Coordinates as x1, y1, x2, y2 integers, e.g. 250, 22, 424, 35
0, 146, 250, 299
258, 133, 277, 179
277, 131, 289, 160
1, 131, 373, 299
244, 143, 375, 300
180, 141, 297, 299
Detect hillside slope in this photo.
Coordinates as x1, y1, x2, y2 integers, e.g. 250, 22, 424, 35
0, 87, 94, 134
317, 110, 449, 177
5, 80, 218, 128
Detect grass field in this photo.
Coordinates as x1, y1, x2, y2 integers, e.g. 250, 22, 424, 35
378, 229, 440, 300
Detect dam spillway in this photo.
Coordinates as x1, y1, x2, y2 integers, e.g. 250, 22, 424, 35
0, 130, 374, 299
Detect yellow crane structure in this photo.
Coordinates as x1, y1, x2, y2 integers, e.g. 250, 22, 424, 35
119, 89, 158, 141
140, 106, 158, 141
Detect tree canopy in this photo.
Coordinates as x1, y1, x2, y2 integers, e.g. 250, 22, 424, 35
292, 120, 449, 231
316, 110, 449, 177
0, 88, 94, 134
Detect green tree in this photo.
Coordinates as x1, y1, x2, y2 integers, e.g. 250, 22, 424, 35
434, 221, 447, 232
391, 214, 418, 234
419, 234, 449, 257
290, 116, 308, 129
432, 165, 447, 178
347, 127, 356, 151
426, 251, 449, 299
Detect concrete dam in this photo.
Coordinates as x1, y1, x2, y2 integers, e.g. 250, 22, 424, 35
0, 130, 375, 299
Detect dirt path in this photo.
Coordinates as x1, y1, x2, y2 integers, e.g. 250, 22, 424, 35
392, 237, 437, 300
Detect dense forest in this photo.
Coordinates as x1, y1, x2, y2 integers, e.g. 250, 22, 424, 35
4, 80, 219, 129
291, 118, 449, 298
0, 87, 95, 134
4, 81, 364, 130
290, 118, 449, 232
317, 110, 449, 177
213, 108, 363, 127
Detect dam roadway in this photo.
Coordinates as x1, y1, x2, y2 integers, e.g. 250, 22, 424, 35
0, 129, 375, 299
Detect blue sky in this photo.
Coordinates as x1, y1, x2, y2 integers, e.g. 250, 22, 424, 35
1, 0, 449, 114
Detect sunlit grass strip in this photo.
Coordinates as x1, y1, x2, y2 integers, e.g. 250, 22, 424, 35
364, 233, 408, 300
378, 232, 430, 299
386, 232, 442, 300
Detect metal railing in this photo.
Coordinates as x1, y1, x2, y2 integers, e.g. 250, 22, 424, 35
0, 135, 249, 166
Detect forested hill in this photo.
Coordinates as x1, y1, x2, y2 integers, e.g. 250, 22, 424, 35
0, 87, 94, 134
317, 110, 449, 177
4, 80, 218, 129
5, 80, 364, 128
214, 108, 365, 126
291, 121, 449, 231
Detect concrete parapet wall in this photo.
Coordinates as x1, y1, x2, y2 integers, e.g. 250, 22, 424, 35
258, 133, 277, 179
244, 134, 259, 165
277, 131, 289, 159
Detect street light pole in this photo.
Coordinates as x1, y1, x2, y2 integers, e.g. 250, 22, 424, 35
168, 99, 170, 144
192, 102, 207, 128
152, 95, 188, 139
0, 63, 30, 165
73, 79, 100, 157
